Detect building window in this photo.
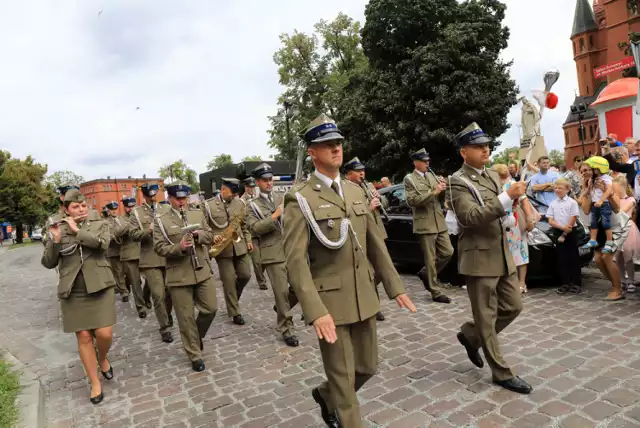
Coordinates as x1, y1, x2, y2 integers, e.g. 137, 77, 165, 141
573, 41, 576, 55
121, 184, 127, 189
630, 0, 639, 17
565, 131, 569, 145
587, 85, 590, 94
589, 35, 594, 49
589, 126, 594, 139
584, 64, 587, 72
580, 38, 585, 52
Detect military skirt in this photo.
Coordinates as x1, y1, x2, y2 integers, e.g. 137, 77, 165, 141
60, 271, 116, 333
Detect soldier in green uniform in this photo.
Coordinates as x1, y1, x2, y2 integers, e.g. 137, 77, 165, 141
43, 184, 80, 246
403, 149, 453, 304
202, 178, 253, 325
153, 181, 217, 372
247, 163, 299, 347
118, 195, 147, 318
103, 201, 129, 301
242, 177, 268, 290
284, 114, 417, 427
448, 123, 531, 394
343, 157, 387, 322
130, 183, 174, 343
41, 189, 116, 405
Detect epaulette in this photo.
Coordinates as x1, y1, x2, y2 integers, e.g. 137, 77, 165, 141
288, 182, 308, 194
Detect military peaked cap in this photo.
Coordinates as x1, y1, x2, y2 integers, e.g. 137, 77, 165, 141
166, 180, 191, 198
455, 122, 492, 147
105, 200, 119, 210
251, 163, 274, 179
344, 157, 365, 172
141, 183, 159, 196
64, 189, 85, 203
221, 178, 241, 194
410, 148, 430, 161
242, 177, 257, 187
58, 183, 80, 195
303, 113, 344, 144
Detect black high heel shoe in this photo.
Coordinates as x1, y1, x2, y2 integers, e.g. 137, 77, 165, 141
100, 360, 113, 380
90, 390, 104, 405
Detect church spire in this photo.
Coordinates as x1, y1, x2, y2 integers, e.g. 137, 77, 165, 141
572, 0, 598, 38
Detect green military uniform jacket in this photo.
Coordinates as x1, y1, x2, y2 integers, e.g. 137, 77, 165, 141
202, 195, 251, 258
104, 216, 124, 258
43, 210, 65, 246
41, 211, 116, 299
366, 181, 388, 239
130, 203, 169, 268
447, 164, 516, 277
118, 211, 141, 262
153, 207, 214, 286
283, 174, 405, 326
246, 193, 285, 264
404, 170, 447, 234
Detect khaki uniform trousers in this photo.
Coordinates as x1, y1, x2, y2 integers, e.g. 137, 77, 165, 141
317, 316, 377, 428
215, 254, 252, 317
264, 262, 298, 338
140, 267, 172, 332
418, 232, 453, 297
460, 272, 523, 382
169, 277, 218, 362
122, 260, 145, 312
108, 256, 127, 297
250, 244, 267, 288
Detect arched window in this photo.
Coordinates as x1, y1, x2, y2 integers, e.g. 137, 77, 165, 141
587, 85, 590, 94
565, 131, 569, 145
573, 41, 577, 55
589, 126, 594, 139
589, 35, 594, 48
580, 38, 586, 52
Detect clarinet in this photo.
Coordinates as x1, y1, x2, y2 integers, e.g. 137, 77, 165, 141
360, 180, 390, 221
179, 207, 203, 271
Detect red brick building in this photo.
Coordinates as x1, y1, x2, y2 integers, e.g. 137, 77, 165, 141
80, 177, 165, 216
563, 0, 640, 166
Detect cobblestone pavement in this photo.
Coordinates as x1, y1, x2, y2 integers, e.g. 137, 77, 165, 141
2, 245, 640, 427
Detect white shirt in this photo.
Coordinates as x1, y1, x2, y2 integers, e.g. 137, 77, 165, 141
591, 174, 612, 203
414, 169, 426, 178
260, 192, 275, 204
314, 170, 343, 199
546, 196, 579, 227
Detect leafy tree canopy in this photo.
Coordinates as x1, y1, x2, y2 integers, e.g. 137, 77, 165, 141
45, 170, 85, 188
548, 149, 565, 166
158, 160, 200, 192
241, 155, 262, 162
206, 154, 234, 171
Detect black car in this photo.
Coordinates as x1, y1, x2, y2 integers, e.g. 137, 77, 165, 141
378, 184, 594, 282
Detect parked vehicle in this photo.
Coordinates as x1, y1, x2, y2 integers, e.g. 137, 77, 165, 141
378, 184, 594, 282
31, 229, 43, 241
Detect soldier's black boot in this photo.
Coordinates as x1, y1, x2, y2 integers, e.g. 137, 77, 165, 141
161, 331, 173, 343
191, 359, 205, 372
417, 268, 451, 304
284, 335, 299, 347
312, 388, 340, 427
376, 312, 385, 321
233, 315, 245, 325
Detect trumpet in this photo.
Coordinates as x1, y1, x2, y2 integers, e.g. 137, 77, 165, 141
179, 208, 203, 271
360, 180, 390, 221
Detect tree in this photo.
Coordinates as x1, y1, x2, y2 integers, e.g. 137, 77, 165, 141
548, 149, 565, 166
205, 154, 233, 171
158, 160, 200, 192
491, 146, 520, 165
0, 151, 53, 243
45, 170, 85, 188
241, 155, 262, 162
268, 13, 368, 159
341, 0, 518, 179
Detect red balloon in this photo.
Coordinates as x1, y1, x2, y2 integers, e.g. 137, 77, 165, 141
546, 92, 558, 109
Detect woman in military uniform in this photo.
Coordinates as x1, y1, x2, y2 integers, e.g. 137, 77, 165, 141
41, 189, 117, 405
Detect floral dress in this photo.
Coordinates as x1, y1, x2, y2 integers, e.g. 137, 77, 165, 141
503, 179, 530, 266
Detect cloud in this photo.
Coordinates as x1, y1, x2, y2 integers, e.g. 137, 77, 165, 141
0, 0, 580, 181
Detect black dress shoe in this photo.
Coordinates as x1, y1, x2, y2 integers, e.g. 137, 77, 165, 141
100, 363, 113, 380
312, 388, 340, 427
273, 305, 277, 313
284, 336, 299, 347
122, 295, 129, 303
167, 314, 174, 327
259, 283, 268, 290
233, 315, 245, 325
433, 295, 451, 304
376, 312, 385, 321
161, 331, 173, 343
494, 376, 533, 394
90, 391, 104, 405
138, 311, 147, 319
457, 332, 484, 368
145, 301, 152, 309
191, 359, 205, 372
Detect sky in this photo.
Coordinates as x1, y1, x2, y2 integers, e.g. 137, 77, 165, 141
0, 0, 578, 181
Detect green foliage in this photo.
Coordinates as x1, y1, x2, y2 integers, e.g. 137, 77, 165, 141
0, 150, 52, 243
491, 147, 520, 165
548, 149, 565, 166
0, 360, 20, 428
158, 160, 200, 192
45, 170, 85, 188
206, 154, 234, 171
241, 155, 262, 162
341, 0, 518, 178
268, 13, 368, 159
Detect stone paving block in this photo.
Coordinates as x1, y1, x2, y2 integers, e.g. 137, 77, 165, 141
582, 400, 622, 421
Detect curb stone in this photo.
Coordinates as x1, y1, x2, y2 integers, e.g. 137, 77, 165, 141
1, 351, 45, 428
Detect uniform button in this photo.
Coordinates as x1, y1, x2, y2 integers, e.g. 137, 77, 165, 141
319, 285, 324, 290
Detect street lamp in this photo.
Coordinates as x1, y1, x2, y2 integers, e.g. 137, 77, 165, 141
570, 102, 588, 157
277, 101, 299, 160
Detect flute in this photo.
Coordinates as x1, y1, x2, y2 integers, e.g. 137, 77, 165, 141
49, 214, 88, 226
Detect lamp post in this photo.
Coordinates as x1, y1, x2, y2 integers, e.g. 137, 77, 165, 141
570, 102, 588, 157
277, 101, 300, 160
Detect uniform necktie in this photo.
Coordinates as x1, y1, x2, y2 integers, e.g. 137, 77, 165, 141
331, 181, 341, 198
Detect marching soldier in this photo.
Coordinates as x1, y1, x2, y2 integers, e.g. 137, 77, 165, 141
242, 177, 268, 290
448, 123, 531, 394
130, 183, 174, 343
203, 178, 253, 325
284, 114, 417, 427
403, 149, 453, 304
153, 181, 217, 372
43, 183, 80, 245
343, 157, 387, 322
247, 163, 299, 347
118, 194, 147, 318
104, 201, 129, 301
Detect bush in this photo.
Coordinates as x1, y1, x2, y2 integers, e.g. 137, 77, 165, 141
0, 360, 20, 428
